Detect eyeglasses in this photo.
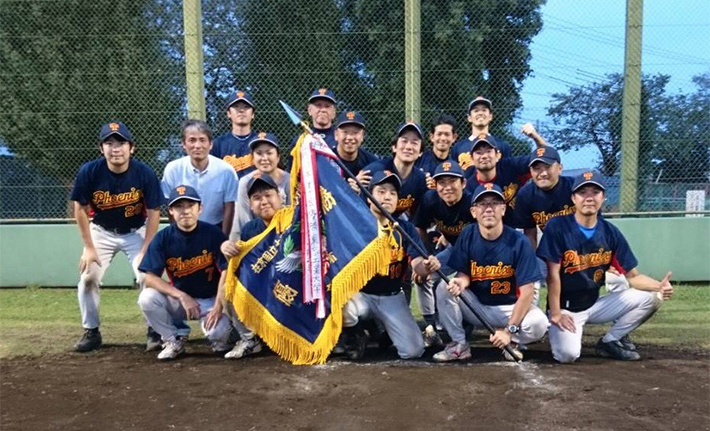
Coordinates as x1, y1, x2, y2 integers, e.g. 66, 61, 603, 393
473, 201, 505, 209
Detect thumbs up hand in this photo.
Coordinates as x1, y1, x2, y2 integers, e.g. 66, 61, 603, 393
658, 271, 674, 300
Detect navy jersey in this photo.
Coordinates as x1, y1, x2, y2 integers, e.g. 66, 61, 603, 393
448, 224, 542, 306
362, 220, 424, 296
286, 126, 337, 170
412, 190, 474, 245
451, 134, 513, 170
139, 221, 228, 299
537, 214, 638, 312
515, 176, 576, 230
363, 157, 428, 217
464, 155, 531, 226
211, 131, 257, 179
336, 146, 380, 177
240, 218, 268, 242
415, 150, 454, 176
71, 158, 163, 233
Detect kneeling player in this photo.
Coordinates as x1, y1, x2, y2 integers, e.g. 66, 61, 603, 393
434, 184, 548, 362
341, 170, 440, 360
138, 185, 234, 360
538, 171, 673, 363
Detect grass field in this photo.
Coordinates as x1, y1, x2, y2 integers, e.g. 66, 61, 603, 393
1, 284, 708, 359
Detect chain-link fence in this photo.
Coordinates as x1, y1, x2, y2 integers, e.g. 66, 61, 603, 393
1, 0, 708, 219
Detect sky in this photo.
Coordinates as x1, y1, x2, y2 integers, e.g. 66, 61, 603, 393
518, 0, 710, 169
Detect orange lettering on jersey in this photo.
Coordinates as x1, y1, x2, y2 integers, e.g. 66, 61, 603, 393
531, 205, 576, 230
396, 194, 415, 212
224, 153, 254, 173
167, 250, 215, 278
458, 153, 473, 170
469, 261, 515, 281
433, 219, 466, 237
92, 188, 142, 211
502, 183, 518, 203
561, 248, 613, 274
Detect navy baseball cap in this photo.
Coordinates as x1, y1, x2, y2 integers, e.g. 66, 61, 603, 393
572, 171, 606, 192
99, 121, 133, 142
467, 96, 493, 113
471, 183, 505, 205
336, 110, 365, 129
247, 173, 278, 197
432, 161, 464, 180
471, 133, 498, 151
529, 146, 561, 166
308, 88, 336, 104
168, 185, 201, 207
396, 121, 424, 139
248, 132, 280, 151
369, 170, 402, 192
226, 90, 255, 109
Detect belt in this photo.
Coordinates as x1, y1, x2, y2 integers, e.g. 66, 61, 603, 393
94, 223, 140, 235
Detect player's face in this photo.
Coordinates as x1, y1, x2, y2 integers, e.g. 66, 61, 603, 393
335, 125, 365, 157
471, 195, 506, 228
530, 161, 563, 191
252, 143, 279, 174
249, 188, 282, 221
572, 185, 604, 216
307, 100, 336, 128
370, 182, 398, 214
467, 105, 493, 128
429, 124, 456, 154
169, 200, 201, 231
182, 127, 213, 163
100, 137, 133, 168
227, 101, 254, 127
392, 130, 423, 164
435, 176, 465, 206
471, 144, 500, 172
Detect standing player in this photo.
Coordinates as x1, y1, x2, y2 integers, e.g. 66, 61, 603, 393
211, 89, 258, 179
415, 114, 458, 177
450, 96, 512, 168
433, 184, 548, 362
290, 88, 338, 149
71, 121, 163, 352
333, 110, 380, 183
341, 171, 441, 360
162, 120, 238, 237
138, 185, 235, 360
537, 171, 673, 363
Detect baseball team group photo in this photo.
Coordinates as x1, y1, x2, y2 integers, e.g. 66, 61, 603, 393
1, 0, 708, 430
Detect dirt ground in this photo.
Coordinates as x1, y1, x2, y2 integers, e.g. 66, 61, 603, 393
1, 341, 708, 431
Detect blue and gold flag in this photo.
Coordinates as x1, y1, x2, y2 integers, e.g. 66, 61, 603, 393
225, 133, 390, 365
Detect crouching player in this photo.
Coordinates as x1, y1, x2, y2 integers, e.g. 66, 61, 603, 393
538, 171, 673, 363
341, 170, 441, 360
138, 185, 234, 360
434, 184, 548, 362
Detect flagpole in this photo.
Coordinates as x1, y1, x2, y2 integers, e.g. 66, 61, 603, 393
279, 101, 522, 363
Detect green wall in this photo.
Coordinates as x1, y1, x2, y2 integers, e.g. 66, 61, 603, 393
0, 218, 708, 287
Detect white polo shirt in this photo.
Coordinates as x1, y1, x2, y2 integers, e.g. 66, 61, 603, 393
161, 155, 238, 225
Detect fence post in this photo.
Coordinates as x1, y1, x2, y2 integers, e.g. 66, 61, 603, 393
620, 0, 643, 212
183, 0, 206, 120
404, 0, 421, 122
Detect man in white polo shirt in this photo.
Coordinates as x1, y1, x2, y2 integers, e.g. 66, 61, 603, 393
162, 119, 239, 236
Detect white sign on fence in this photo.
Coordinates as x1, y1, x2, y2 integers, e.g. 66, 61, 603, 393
685, 190, 706, 217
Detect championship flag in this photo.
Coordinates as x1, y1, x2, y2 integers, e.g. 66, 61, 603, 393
224, 132, 390, 365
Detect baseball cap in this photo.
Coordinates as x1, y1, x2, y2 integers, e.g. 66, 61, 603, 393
99, 121, 133, 142
308, 88, 336, 104
471, 133, 498, 151
226, 90, 255, 109
471, 183, 505, 205
396, 121, 424, 139
247, 173, 278, 197
248, 132, 280, 151
168, 185, 201, 207
572, 171, 606, 192
528, 146, 561, 166
336, 110, 365, 129
467, 96, 493, 113
432, 161, 464, 180
369, 170, 402, 192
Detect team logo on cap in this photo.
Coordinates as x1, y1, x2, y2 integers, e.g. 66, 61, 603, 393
258, 132, 267, 139
442, 162, 452, 171
583, 171, 594, 180
346, 111, 355, 120
383, 170, 392, 176
109, 122, 120, 132
318, 88, 328, 95
484, 183, 494, 190
253, 171, 262, 179
176, 186, 186, 196
237, 91, 245, 98
536, 148, 545, 157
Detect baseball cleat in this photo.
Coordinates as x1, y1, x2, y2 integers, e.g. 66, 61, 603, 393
157, 336, 186, 361
224, 338, 263, 359
423, 324, 444, 348
145, 327, 163, 352
502, 344, 524, 362
432, 342, 471, 362
595, 338, 641, 361
618, 334, 637, 351
75, 328, 102, 352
